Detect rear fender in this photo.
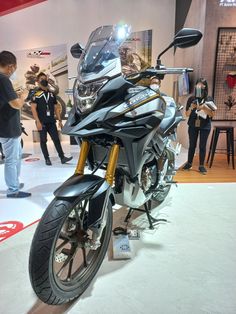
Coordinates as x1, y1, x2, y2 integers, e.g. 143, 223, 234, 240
54, 174, 114, 227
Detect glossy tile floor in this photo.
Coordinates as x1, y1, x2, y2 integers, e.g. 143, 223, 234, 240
0, 142, 236, 314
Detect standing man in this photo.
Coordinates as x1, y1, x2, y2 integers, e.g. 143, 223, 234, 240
30, 72, 72, 165
0, 51, 31, 198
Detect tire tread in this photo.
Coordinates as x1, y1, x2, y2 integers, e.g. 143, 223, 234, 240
29, 198, 112, 305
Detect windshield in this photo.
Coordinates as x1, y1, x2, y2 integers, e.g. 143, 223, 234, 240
78, 25, 129, 82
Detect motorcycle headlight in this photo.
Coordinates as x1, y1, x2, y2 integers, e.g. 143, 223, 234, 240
73, 79, 107, 113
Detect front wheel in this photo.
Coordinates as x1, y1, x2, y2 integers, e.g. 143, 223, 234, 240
29, 196, 112, 305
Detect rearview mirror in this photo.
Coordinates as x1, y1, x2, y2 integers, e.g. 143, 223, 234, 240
173, 28, 202, 48
70, 43, 84, 59
157, 28, 202, 62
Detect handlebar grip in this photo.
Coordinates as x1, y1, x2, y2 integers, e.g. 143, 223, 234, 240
126, 67, 194, 83
141, 67, 193, 78
156, 68, 193, 74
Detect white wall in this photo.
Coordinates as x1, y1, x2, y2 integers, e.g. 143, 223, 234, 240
0, 0, 176, 89
0, 0, 176, 142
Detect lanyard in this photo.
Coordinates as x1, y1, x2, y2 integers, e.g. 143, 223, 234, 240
43, 92, 50, 111
43, 92, 50, 104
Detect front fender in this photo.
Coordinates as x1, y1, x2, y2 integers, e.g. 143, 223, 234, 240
54, 174, 114, 226
54, 174, 104, 198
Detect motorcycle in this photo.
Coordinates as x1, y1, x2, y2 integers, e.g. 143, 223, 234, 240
29, 25, 202, 305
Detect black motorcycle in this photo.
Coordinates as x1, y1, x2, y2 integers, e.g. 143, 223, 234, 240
29, 25, 202, 305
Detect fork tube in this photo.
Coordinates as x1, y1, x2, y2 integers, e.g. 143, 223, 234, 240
105, 144, 120, 185
75, 140, 90, 175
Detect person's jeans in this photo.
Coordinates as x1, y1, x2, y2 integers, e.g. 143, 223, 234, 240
0, 137, 22, 194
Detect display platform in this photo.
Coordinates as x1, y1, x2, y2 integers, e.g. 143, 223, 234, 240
0, 141, 236, 313
0, 181, 236, 313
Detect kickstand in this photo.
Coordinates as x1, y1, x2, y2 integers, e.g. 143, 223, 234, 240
124, 200, 167, 229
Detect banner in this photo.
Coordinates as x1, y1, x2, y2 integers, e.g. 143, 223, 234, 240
120, 29, 152, 76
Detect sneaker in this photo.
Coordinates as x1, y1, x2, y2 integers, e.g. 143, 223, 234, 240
182, 162, 192, 170
61, 156, 73, 164
7, 191, 32, 198
45, 158, 52, 166
199, 165, 207, 174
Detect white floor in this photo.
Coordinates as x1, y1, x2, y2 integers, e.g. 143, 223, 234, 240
0, 141, 79, 240
0, 142, 236, 314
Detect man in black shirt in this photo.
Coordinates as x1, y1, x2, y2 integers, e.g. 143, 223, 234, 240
30, 72, 72, 165
0, 51, 31, 198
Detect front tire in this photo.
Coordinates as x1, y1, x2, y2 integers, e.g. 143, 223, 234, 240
29, 197, 112, 305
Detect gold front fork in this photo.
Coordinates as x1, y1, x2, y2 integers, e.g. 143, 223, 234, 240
75, 140, 119, 185
75, 140, 90, 175
105, 144, 120, 185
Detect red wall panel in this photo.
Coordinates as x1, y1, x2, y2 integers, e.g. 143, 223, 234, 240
0, 0, 46, 17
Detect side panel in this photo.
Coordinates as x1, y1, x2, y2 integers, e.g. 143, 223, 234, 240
118, 128, 159, 178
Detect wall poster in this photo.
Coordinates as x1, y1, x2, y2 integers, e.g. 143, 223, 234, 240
120, 29, 152, 76
13, 44, 68, 120
213, 27, 236, 120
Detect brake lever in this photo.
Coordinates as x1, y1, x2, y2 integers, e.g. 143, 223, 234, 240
178, 105, 184, 111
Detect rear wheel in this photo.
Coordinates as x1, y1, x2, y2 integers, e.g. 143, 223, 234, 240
56, 96, 66, 120
151, 175, 173, 203
152, 147, 175, 203
29, 197, 112, 305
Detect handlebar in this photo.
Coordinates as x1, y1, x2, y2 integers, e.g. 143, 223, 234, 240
125, 67, 193, 84
143, 67, 193, 76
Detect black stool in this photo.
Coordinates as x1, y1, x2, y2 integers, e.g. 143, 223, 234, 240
207, 126, 234, 169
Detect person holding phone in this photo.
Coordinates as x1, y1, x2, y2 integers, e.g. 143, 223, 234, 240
0, 51, 31, 198
182, 78, 216, 174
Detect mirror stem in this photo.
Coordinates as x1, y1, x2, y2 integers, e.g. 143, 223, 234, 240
157, 42, 174, 62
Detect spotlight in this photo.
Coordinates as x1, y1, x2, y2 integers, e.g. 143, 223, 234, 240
115, 24, 131, 41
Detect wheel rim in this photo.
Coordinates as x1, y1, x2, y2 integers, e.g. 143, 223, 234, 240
153, 174, 173, 201
52, 198, 107, 290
